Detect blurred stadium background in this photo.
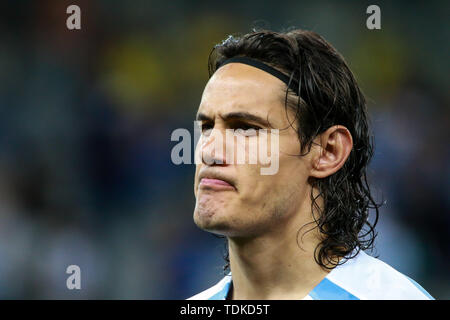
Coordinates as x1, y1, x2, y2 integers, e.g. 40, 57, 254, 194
0, 0, 448, 299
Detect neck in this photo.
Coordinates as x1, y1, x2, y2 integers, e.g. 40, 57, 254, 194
227, 202, 332, 300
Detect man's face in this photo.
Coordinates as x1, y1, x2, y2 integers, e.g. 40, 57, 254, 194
193, 63, 314, 238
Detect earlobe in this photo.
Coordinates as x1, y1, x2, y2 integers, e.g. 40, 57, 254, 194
310, 125, 353, 179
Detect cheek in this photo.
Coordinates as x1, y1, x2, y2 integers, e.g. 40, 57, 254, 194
257, 157, 308, 207
274, 159, 310, 213
193, 165, 201, 197
194, 137, 203, 164
276, 157, 309, 192
236, 170, 275, 212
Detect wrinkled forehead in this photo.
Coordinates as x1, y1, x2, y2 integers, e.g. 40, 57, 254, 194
198, 63, 287, 116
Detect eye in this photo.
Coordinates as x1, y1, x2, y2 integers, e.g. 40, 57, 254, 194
232, 123, 261, 136
200, 122, 214, 135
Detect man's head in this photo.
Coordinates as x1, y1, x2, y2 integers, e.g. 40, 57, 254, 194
193, 29, 380, 269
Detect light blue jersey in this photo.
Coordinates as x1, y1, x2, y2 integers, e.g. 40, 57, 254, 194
188, 250, 434, 300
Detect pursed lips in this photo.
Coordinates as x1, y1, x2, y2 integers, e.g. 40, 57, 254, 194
198, 172, 236, 190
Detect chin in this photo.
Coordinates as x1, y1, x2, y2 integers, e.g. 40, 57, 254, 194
193, 208, 233, 235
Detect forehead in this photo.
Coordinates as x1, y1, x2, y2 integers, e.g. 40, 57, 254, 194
198, 63, 286, 118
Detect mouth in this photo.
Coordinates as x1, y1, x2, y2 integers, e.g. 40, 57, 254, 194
198, 172, 236, 191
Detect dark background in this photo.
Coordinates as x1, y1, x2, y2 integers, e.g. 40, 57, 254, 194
0, 0, 448, 299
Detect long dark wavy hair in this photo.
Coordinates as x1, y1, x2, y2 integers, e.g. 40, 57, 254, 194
207, 28, 383, 271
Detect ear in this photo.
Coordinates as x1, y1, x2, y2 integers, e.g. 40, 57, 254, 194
310, 125, 353, 179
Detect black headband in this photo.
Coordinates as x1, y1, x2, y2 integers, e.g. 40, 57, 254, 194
217, 57, 300, 95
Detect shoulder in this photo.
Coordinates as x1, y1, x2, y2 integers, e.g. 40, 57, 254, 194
187, 274, 232, 300
326, 250, 434, 300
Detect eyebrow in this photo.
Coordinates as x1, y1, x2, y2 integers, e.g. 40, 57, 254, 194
195, 111, 272, 127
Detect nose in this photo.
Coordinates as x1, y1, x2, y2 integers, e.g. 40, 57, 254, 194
200, 128, 228, 165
